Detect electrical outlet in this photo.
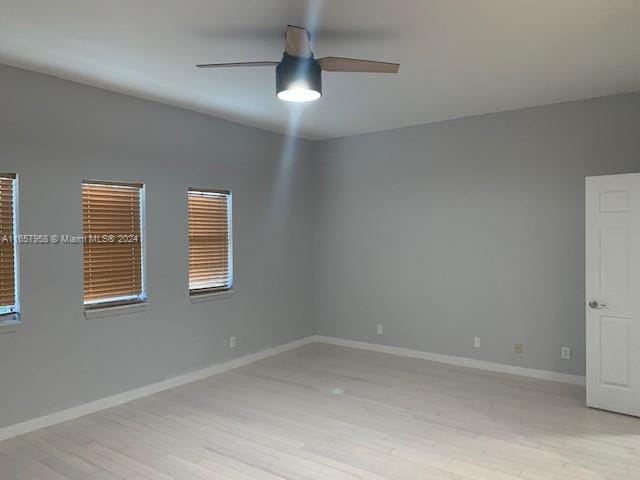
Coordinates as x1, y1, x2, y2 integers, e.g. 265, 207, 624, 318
514, 343, 523, 354
561, 346, 571, 360
229, 336, 237, 348
474, 337, 481, 348
376, 324, 383, 335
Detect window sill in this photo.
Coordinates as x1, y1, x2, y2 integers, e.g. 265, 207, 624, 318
84, 302, 148, 319
0, 314, 22, 334
189, 289, 235, 303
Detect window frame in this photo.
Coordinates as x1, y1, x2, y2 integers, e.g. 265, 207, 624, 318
82, 180, 147, 311
0, 173, 19, 320
188, 188, 233, 297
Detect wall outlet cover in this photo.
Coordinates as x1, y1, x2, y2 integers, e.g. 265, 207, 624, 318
474, 337, 481, 348
561, 346, 571, 360
377, 324, 383, 335
229, 336, 237, 348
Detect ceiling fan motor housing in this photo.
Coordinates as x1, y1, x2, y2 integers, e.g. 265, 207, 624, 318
276, 53, 322, 98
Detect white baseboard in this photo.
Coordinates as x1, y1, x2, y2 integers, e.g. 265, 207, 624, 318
0, 336, 315, 442
313, 336, 586, 386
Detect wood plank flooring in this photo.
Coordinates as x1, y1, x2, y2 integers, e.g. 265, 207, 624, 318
1, 342, 639, 479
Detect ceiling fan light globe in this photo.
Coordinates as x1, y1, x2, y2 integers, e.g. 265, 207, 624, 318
277, 83, 321, 103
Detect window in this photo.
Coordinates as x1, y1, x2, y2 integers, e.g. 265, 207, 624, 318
188, 189, 232, 295
83, 181, 145, 309
0, 174, 18, 317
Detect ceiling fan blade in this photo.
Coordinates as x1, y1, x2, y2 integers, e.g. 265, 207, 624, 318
285, 25, 312, 58
317, 57, 399, 73
196, 61, 279, 68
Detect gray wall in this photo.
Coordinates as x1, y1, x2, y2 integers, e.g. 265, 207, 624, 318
312, 92, 640, 376
0, 64, 314, 428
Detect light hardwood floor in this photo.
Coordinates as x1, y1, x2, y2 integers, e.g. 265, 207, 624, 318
1, 343, 639, 480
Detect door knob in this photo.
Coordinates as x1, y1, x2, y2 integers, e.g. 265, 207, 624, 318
588, 300, 608, 310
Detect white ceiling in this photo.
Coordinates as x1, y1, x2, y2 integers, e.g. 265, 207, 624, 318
1, 0, 639, 140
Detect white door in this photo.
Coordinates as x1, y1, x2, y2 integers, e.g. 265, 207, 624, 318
586, 173, 640, 416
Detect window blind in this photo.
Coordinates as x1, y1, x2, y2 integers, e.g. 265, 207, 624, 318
0, 174, 16, 313
83, 181, 144, 307
188, 189, 232, 294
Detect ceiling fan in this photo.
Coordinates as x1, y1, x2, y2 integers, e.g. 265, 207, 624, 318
197, 25, 399, 103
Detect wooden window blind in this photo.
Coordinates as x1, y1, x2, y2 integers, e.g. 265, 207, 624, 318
188, 189, 232, 294
83, 181, 145, 307
0, 174, 17, 314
